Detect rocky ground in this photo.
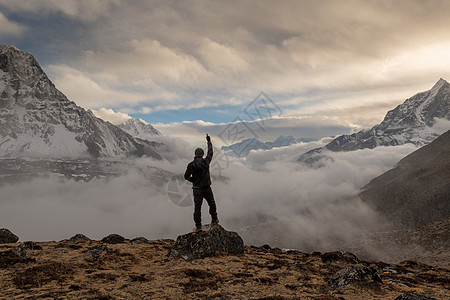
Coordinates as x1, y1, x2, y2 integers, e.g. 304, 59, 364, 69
0, 232, 448, 299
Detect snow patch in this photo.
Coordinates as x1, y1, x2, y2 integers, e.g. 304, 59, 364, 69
0, 124, 89, 157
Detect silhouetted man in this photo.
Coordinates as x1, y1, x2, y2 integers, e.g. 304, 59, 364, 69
184, 134, 219, 232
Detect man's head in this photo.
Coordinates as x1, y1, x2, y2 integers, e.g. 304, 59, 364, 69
194, 148, 204, 157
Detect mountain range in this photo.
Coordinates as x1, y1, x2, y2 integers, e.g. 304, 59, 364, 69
222, 135, 315, 157
0, 45, 161, 159
299, 78, 450, 163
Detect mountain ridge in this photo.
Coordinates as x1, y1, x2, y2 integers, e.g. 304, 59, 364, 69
117, 118, 160, 140
299, 79, 450, 163
222, 135, 315, 157
0, 45, 161, 159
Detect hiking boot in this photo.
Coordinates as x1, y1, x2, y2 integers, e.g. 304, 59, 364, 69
193, 227, 203, 233
211, 219, 219, 226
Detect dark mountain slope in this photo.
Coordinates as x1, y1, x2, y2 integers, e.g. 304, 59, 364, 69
360, 129, 450, 228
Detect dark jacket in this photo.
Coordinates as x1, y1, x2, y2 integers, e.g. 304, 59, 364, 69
184, 141, 213, 188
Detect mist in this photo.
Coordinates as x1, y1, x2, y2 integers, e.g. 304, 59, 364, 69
0, 141, 418, 252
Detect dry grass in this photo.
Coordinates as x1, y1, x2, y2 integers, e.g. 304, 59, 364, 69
0, 239, 448, 299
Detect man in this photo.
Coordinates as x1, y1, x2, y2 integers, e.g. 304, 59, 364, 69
184, 134, 219, 232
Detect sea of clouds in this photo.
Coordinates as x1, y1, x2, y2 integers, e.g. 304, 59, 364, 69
0, 135, 418, 253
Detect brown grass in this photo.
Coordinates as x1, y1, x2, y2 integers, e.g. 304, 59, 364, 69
0, 239, 448, 299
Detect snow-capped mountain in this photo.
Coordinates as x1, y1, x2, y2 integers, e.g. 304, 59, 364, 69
222, 135, 315, 157
117, 118, 160, 140
299, 79, 450, 162
0, 45, 161, 159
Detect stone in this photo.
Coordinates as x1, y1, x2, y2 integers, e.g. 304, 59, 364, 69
131, 237, 151, 244
69, 233, 91, 242
101, 234, 126, 244
327, 264, 382, 289
21, 241, 42, 250
321, 251, 360, 264
0, 228, 19, 244
394, 294, 437, 300
84, 245, 110, 259
86, 244, 109, 254
168, 225, 244, 261
261, 244, 272, 250
0, 247, 31, 267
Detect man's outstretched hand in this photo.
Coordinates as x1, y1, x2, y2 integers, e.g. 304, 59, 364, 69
206, 134, 211, 142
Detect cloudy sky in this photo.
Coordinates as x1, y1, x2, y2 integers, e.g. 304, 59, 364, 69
1, 0, 450, 142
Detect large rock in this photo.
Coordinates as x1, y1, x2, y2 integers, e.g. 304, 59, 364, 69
131, 237, 151, 244
21, 241, 42, 250
320, 251, 360, 264
327, 264, 382, 289
101, 234, 126, 244
69, 233, 91, 242
168, 225, 244, 261
0, 228, 19, 244
0, 247, 30, 267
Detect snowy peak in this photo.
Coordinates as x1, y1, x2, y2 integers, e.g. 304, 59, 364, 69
299, 79, 450, 160
380, 78, 450, 129
0, 45, 161, 159
431, 78, 449, 90
117, 118, 160, 140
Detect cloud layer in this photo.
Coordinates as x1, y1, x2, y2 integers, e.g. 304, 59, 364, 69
0, 141, 418, 251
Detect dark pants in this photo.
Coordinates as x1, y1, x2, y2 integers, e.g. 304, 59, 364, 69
193, 186, 218, 228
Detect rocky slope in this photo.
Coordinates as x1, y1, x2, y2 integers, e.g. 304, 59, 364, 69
360, 129, 450, 228
299, 79, 450, 163
117, 118, 160, 140
0, 45, 161, 159
0, 233, 448, 299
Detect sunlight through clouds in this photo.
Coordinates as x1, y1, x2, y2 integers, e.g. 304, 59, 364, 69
1, 0, 450, 128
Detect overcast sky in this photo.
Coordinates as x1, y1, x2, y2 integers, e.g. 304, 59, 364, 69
1, 0, 450, 142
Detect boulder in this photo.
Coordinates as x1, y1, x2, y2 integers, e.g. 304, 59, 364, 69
69, 233, 91, 242
327, 264, 382, 289
83, 245, 110, 261
168, 225, 244, 261
0, 247, 30, 267
21, 241, 42, 250
321, 251, 360, 264
101, 234, 126, 244
131, 237, 151, 244
0, 228, 19, 244
394, 294, 437, 300
85, 245, 109, 256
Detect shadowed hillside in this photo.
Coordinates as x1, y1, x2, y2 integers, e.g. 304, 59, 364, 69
360, 129, 450, 228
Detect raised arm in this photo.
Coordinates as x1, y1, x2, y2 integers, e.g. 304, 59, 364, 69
205, 134, 213, 164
